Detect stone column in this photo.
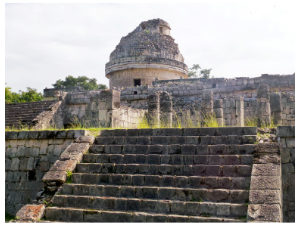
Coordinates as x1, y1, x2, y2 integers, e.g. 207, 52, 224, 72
148, 92, 160, 128
236, 96, 244, 127
256, 84, 271, 127
201, 89, 213, 120
213, 99, 223, 127
160, 91, 173, 128
270, 93, 282, 126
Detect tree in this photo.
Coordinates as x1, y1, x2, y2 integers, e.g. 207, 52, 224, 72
5, 85, 44, 104
188, 64, 213, 79
52, 76, 108, 90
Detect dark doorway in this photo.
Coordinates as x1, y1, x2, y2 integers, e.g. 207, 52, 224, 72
134, 79, 141, 86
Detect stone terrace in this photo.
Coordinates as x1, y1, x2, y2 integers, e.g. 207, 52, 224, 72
5, 101, 57, 128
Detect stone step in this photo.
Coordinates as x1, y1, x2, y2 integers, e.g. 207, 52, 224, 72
75, 163, 252, 177
82, 154, 253, 165
51, 195, 248, 217
98, 127, 257, 137
58, 184, 249, 203
88, 144, 256, 155
72, 174, 251, 189
94, 135, 257, 145
45, 207, 246, 222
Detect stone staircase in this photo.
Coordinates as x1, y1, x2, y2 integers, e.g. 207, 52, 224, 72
45, 127, 257, 222
5, 101, 55, 128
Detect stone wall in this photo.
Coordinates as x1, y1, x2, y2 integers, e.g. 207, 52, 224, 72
63, 90, 121, 128
110, 106, 146, 128
120, 74, 294, 127
107, 68, 186, 89
5, 130, 89, 215
277, 126, 295, 222
281, 92, 295, 126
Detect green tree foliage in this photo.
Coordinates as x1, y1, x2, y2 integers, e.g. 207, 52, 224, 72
5, 85, 44, 104
52, 76, 107, 90
188, 64, 213, 79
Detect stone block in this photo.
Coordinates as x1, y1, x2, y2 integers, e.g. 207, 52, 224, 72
255, 143, 280, 154
60, 143, 89, 162
75, 136, 95, 145
18, 131, 29, 139
28, 131, 39, 139
250, 176, 280, 190
16, 204, 45, 221
286, 138, 295, 148
6, 131, 18, 140
249, 190, 280, 204
10, 158, 20, 171
50, 160, 77, 172
43, 170, 67, 183
277, 126, 295, 137
27, 157, 35, 170
247, 204, 281, 222
216, 203, 230, 216
282, 163, 295, 174
252, 164, 280, 176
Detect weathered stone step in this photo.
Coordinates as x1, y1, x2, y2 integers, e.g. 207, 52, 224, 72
75, 163, 252, 177
51, 195, 248, 217
72, 174, 251, 189
94, 135, 257, 145
89, 144, 256, 155
45, 207, 246, 222
82, 154, 253, 165
58, 183, 249, 203
98, 127, 257, 137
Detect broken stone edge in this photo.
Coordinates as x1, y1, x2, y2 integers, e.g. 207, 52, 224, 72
247, 143, 282, 222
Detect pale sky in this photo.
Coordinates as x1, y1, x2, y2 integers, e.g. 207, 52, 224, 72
5, 2, 295, 93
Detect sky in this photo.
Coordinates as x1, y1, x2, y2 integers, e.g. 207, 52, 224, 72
5, 2, 295, 93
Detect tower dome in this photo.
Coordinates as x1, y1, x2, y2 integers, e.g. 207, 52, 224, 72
105, 18, 188, 88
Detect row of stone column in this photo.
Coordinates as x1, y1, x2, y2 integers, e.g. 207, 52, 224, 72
257, 84, 282, 127
148, 85, 281, 128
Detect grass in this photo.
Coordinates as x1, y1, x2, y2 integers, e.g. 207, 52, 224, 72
5, 212, 16, 222
244, 116, 277, 128
66, 170, 72, 183
137, 111, 222, 129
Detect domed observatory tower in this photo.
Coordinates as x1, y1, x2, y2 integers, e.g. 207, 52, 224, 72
105, 19, 188, 88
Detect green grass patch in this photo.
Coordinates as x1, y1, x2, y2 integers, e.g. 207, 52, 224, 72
5, 212, 16, 222
66, 170, 72, 183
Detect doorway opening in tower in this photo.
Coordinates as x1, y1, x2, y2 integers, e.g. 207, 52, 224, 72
134, 79, 141, 87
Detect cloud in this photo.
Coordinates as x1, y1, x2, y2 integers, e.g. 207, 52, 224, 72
5, 3, 294, 93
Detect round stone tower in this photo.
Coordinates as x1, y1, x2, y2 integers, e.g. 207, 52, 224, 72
105, 18, 188, 89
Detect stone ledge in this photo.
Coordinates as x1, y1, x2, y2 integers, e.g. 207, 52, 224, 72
5, 130, 88, 140
277, 126, 295, 137
74, 136, 95, 145
255, 143, 280, 154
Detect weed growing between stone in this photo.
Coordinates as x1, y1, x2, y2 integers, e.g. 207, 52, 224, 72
66, 170, 72, 183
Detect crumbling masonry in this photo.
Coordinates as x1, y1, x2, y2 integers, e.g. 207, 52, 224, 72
5, 18, 295, 222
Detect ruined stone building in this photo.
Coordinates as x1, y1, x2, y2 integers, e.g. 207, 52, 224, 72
5, 18, 296, 130
105, 19, 188, 89
5, 19, 295, 222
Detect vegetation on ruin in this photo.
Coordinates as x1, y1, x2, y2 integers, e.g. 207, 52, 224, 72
188, 64, 213, 79
5, 212, 16, 222
5, 84, 44, 104
137, 112, 220, 129
52, 75, 107, 90
244, 116, 277, 129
